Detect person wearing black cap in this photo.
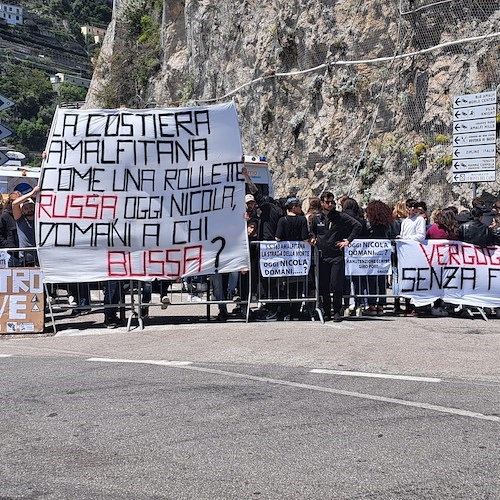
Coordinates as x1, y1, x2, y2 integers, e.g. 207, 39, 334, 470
310, 191, 362, 322
275, 197, 310, 320
242, 167, 284, 321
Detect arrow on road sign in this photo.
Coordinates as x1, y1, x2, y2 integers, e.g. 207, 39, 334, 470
0, 123, 13, 141
0, 150, 9, 166
0, 94, 15, 112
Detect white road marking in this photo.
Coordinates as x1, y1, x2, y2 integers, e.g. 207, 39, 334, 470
0, 354, 12, 357
310, 369, 442, 383
55, 329, 118, 337
88, 358, 192, 367
88, 358, 500, 423
322, 322, 354, 329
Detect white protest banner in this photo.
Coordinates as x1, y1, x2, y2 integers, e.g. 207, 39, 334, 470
37, 102, 249, 283
259, 241, 311, 277
397, 239, 500, 307
344, 239, 392, 275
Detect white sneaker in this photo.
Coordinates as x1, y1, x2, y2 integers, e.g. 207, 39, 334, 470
188, 295, 202, 302
344, 307, 352, 317
161, 296, 170, 310
431, 307, 448, 317
68, 295, 76, 306
355, 308, 362, 317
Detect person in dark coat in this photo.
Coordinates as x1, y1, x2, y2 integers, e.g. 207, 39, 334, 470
310, 191, 362, 322
365, 200, 395, 315
275, 197, 311, 320
340, 197, 368, 317
0, 191, 21, 266
458, 207, 492, 247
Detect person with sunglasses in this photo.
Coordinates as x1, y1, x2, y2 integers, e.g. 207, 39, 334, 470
310, 191, 362, 322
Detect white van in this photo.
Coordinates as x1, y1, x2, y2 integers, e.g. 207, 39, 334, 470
243, 155, 274, 198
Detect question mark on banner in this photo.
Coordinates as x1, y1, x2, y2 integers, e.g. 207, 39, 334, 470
211, 236, 226, 273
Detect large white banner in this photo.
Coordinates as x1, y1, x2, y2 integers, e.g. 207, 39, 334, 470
344, 239, 392, 275
37, 102, 249, 283
397, 240, 500, 307
259, 241, 311, 277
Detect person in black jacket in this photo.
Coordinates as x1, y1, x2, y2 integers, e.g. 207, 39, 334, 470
341, 197, 368, 317
275, 197, 310, 320
0, 191, 21, 266
458, 207, 492, 247
242, 167, 284, 321
311, 191, 362, 322
489, 214, 500, 246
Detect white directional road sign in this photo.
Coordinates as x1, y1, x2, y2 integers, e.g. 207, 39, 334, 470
453, 104, 497, 121
453, 116, 496, 133
452, 158, 495, 172
0, 94, 15, 112
450, 171, 496, 183
453, 91, 497, 109
0, 123, 14, 141
453, 130, 496, 146
452, 143, 496, 160
451, 90, 497, 184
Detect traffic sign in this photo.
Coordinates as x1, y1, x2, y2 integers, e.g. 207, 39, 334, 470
0, 94, 15, 112
452, 143, 496, 160
453, 116, 496, 133
453, 130, 496, 146
452, 158, 495, 172
453, 104, 496, 121
453, 91, 497, 109
450, 90, 497, 185
450, 171, 496, 183
0, 150, 9, 166
0, 123, 14, 141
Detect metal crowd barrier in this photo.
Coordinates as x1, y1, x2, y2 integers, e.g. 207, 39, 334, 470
3, 241, 494, 334
250, 241, 323, 322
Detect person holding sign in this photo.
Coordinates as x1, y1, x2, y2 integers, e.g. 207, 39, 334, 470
12, 185, 40, 266
275, 197, 311, 320
310, 191, 362, 322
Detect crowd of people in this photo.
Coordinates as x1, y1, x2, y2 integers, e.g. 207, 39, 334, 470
1, 179, 499, 326
237, 170, 500, 322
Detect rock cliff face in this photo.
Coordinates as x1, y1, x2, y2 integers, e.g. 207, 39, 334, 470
87, 0, 500, 209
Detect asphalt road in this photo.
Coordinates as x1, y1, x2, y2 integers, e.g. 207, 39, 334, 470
1, 314, 499, 499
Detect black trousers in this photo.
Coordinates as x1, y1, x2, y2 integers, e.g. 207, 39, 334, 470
318, 258, 345, 315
